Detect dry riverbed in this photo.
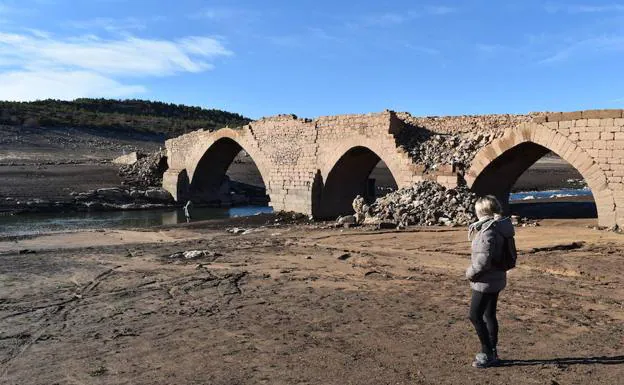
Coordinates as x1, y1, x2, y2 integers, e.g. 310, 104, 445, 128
1, 219, 623, 385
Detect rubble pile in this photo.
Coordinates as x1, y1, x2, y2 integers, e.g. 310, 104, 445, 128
396, 131, 498, 171
348, 181, 479, 227
119, 150, 168, 188
394, 112, 544, 171
71, 187, 174, 210
3, 187, 175, 213
395, 112, 538, 135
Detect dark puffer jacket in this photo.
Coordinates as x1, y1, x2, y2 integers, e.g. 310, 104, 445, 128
465, 217, 515, 293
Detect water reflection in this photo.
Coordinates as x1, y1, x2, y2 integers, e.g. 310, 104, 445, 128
0, 206, 273, 237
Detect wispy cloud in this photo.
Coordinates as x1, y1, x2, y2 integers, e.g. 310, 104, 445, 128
0, 31, 233, 100
540, 35, 624, 63
424, 6, 457, 15
545, 3, 624, 13
0, 71, 145, 100
349, 5, 458, 29
67, 17, 147, 33
475, 43, 524, 54
475, 32, 624, 66
189, 7, 260, 22
191, 8, 236, 20
262, 27, 345, 48
357, 12, 408, 27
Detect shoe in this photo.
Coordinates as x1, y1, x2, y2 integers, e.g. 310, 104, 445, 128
472, 352, 497, 368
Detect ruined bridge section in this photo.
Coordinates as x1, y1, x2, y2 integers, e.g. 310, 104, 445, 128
163, 111, 456, 219
466, 110, 624, 227
164, 109, 624, 227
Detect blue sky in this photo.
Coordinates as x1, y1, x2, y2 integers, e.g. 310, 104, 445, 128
0, 0, 623, 119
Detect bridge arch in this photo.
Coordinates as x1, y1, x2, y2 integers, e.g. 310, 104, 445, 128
465, 123, 616, 227
314, 141, 401, 219
185, 129, 272, 204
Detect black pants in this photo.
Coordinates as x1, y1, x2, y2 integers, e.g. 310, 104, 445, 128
469, 290, 499, 355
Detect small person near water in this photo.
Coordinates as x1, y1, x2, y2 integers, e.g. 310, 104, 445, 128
466, 195, 515, 368
184, 200, 193, 223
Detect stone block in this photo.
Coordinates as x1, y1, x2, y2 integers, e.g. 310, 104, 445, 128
579, 132, 600, 141
552, 134, 567, 151
593, 140, 607, 150
601, 132, 615, 141
545, 112, 562, 122
576, 154, 595, 174
560, 111, 583, 121
587, 119, 601, 127
560, 141, 575, 160
598, 149, 612, 158
586, 125, 605, 133
601, 118, 615, 127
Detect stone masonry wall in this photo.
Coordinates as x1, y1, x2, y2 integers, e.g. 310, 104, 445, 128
164, 108, 624, 226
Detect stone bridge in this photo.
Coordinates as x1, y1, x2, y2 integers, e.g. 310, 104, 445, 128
163, 109, 624, 227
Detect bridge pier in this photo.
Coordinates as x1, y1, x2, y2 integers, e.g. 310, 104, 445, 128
162, 168, 190, 202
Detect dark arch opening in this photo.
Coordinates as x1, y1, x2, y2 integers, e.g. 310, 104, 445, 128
190, 138, 268, 207
471, 142, 596, 219
314, 146, 398, 219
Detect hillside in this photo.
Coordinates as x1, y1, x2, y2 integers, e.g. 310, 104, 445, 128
0, 99, 251, 137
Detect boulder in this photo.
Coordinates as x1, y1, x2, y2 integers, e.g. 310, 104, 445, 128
337, 215, 357, 225
112, 152, 143, 166
96, 187, 129, 202
144, 188, 173, 202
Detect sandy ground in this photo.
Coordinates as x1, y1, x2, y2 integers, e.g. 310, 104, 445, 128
1, 219, 623, 385
0, 164, 122, 202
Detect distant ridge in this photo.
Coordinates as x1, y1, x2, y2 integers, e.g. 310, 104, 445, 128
0, 98, 251, 137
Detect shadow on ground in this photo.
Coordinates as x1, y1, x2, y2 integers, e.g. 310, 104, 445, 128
497, 355, 624, 367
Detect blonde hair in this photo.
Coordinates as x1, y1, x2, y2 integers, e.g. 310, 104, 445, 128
475, 195, 503, 219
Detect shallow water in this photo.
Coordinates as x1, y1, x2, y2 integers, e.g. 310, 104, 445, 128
0, 189, 597, 237
0, 206, 273, 237
510, 187, 592, 202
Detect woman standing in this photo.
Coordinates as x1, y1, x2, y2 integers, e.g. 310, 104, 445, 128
466, 195, 515, 368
